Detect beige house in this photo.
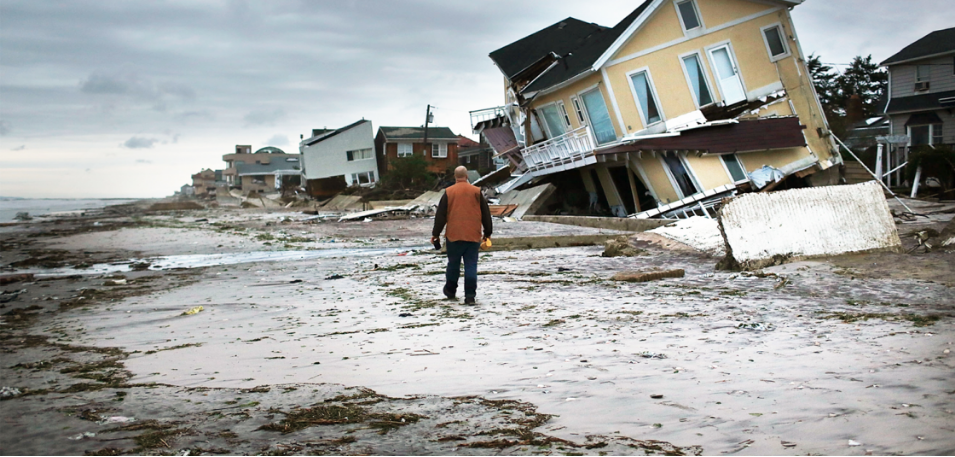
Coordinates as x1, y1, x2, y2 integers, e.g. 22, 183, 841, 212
222, 145, 302, 194
190, 169, 217, 197
476, 0, 839, 218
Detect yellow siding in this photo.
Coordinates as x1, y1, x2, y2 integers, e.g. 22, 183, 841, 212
532, 73, 619, 136
696, 0, 772, 28
634, 156, 680, 203
613, 4, 685, 60
736, 147, 807, 172
684, 155, 732, 189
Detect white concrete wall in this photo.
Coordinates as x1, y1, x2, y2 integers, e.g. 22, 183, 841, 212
719, 181, 901, 269
300, 121, 377, 184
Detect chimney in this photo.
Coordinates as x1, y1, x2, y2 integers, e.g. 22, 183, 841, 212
845, 94, 864, 126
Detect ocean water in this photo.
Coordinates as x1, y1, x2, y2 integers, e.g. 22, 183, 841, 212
0, 197, 138, 222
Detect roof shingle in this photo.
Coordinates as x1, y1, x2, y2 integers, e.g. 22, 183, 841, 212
881, 27, 955, 66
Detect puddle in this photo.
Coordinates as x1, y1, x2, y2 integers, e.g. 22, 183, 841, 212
17, 245, 430, 277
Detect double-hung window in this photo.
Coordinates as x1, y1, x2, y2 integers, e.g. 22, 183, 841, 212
350, 171, 376, 185
397, 143, 413, 157
721, 154, 747, 183
761, 24, 790, 61
431, 142, 447, 158
910, 124, 943, 146
681, 54, 713, 107
570, 96, 585, 123
557, 102, 572, 128
629, 70, 663, 126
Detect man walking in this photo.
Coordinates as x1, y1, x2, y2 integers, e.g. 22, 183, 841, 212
432, 166, 493, 305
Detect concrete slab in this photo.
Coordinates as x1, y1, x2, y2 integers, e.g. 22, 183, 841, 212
718, 181, 902, 270
523, 215, 673, 232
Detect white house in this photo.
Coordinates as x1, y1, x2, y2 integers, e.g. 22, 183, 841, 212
298, 119, 378, 198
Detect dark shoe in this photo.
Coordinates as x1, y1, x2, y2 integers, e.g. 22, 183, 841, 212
443, 285, 456, 299
464, 297, 476, 305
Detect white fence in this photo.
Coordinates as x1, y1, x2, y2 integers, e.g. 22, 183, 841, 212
522, 127, 597, 176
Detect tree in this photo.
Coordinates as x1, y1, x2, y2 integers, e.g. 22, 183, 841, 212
808, 53, 838, 115
833, 55, 887, 118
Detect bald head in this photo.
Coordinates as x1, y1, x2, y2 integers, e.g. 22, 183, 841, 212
454, 166, 469, 181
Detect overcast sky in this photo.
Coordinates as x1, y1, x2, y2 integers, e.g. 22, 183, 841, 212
1, 0, 951, 198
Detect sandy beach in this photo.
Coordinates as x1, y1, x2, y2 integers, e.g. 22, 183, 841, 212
1, 201, 953, 455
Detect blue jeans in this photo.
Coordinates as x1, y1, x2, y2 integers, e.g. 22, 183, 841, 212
445, 241, 480, 299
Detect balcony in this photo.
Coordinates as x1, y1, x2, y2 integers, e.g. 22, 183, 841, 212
469, 106, 509, 133
522, 126, 597, 177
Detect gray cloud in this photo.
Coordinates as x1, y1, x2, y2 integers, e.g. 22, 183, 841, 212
244, 108, 286, 127
123, 136, 159, 149
264, 134, 289, 146
0, 120, 10, 136
10, 145, 26, 151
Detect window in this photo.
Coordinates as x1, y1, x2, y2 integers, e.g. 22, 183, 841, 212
721, 154, 747, 182
346, 148, 373, 161
933, 124, 943, 145
629, 70, 663, 126
662, 154, 700, 198
397, 143, 413, 157
761, 25, 789, 61
538, 104, 566, 138
558, 102, 572, 127
911, 123, 943, 146
916, 65, 931, 82
571, 96, 585, 123
431, 142, 447, 158
676, 0, 701, 31
580, 88, 617, 145
350, 171, 376, 185
682, 54, 713, 107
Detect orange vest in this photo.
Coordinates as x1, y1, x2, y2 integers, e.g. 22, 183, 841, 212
445, 181, 483, 242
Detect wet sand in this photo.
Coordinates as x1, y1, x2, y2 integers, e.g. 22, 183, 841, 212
1, 203, 953, 455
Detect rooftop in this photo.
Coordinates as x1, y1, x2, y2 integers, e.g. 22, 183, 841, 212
378, 126, 457, 141
882, 27, 955, 66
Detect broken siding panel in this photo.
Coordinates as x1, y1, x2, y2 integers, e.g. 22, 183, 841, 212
735, 147, 806, 175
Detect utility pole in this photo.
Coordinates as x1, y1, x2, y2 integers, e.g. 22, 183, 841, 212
423, 104, 431, 154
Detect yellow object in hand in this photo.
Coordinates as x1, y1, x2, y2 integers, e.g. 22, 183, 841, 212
480, 237, 492, 250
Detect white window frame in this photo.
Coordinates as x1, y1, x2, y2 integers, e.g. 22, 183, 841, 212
575, 83, 619, 145
346, 148, 373, 161
678, 50, 717, 109
658, 153, 703, 200
718, 153, 749, 184
557, 101, 572, 128
907, 124, 943, 146
397, 142, 413, 157
431, 142, 447, 158
570, 96, 586, 124
625, 66, 666, 129
704, 40, 748, 105
673, 0, 705, 38
760, 23, 791, 62
536, 101, 566, 138
350, 171, 376, 186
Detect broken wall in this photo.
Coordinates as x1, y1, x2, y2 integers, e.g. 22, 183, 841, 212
718, 181, 901, 270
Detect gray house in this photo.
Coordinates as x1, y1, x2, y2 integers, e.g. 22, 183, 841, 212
881, 27, 955, 187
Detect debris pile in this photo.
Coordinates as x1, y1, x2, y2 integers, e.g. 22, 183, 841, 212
601, 237, 644, 257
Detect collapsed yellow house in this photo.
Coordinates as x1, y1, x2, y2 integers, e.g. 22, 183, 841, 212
473, 0, 840, 218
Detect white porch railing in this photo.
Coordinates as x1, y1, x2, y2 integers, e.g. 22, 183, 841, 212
522, 126, 597, 176
469, 106, 508, 131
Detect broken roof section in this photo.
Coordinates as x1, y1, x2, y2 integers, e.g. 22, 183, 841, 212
881, 27, 955, 66
490, 3, 651, 95
601, 117, 807, 156
302, 119, 370, 147
377, 126, 457, 141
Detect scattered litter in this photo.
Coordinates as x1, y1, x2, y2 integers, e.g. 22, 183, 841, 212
612, 269, 685, 283
68, 432, 96, 440
650, 394, 664, 399
325, 274, 345, 280
737, 322, 775, 332
289, 279, 303, 284
408, 349, 439, 356
1, 386, 22, 398
557, 267, 573, 272
638, 351, 668, 359
781, 441, 797, 448
181, 306, 204, 316
103, 279, 127, 286
398, 313, 413, 317
848, 440, 862, 446
130, 262, 151, 271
